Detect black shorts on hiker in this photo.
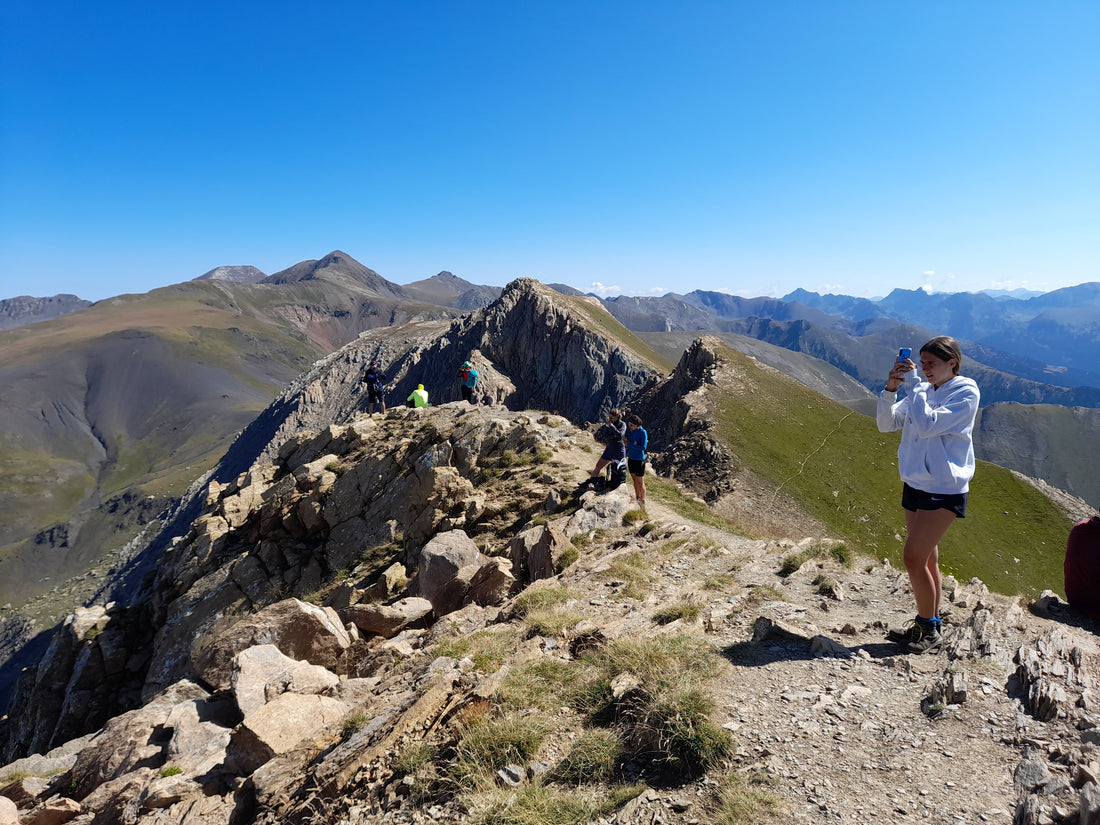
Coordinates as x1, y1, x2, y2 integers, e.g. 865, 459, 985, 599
628, 458, 646, 477
902, 483, 967, 518
367, 387, 384, 404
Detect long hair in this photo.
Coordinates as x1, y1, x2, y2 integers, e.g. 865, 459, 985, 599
920, 335, 963, 376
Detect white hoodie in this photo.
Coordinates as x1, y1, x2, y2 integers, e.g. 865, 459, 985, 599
876, 373, 980, 495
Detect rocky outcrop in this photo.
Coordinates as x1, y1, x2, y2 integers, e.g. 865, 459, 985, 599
1, 406, 593, 760
633, 336, 741, 502
0, 294, 92, 330
223, 278, 659, 475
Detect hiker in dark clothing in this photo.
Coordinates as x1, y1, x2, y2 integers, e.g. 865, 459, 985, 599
458, 360, 479, 404
365, 361, 387, 414
589, 409, 627, 482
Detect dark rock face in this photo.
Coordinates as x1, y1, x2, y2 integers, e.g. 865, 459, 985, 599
409, 278, 658, 422
631, 336, 740, 502
0, 294, 92, 329
215, 278, 659, 473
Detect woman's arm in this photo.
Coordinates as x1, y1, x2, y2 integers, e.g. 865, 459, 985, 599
904, 381, 980, 438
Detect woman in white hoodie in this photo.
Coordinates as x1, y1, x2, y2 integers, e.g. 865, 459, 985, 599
877, 336, 980, 653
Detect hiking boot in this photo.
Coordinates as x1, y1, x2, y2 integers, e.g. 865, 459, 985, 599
905, 622, 943, 654
887, 620, 942, 653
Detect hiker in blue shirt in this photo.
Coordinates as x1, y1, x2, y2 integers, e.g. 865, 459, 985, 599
625, 414, 648, 511
364, 361, 387, 414
458, 360, 479, 404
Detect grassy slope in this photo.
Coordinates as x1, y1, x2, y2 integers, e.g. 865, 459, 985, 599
0, 284, 325, 605
555, 293, 675, 374
707, 344, 1072, 599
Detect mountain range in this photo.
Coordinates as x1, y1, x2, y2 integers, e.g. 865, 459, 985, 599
2, 254, 1096, 616
0, 271, 1094, 825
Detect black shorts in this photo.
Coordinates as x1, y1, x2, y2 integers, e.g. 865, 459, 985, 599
902, 483, 967, 518
628, 458, 646, 477
367, 387, 384, 403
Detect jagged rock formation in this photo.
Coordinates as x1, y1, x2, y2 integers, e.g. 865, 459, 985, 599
213, 277, 659, 478
0, 406, 602, 760
0, 294, 92, 329
633, 336, 740, 501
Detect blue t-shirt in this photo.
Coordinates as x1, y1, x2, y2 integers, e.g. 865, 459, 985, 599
626, 426, 647, 461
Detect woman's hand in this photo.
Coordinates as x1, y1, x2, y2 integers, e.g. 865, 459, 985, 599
886, 358, 915, 392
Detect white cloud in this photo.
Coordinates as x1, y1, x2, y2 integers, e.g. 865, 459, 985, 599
588, 281, 622, 297
918, 270, 958, 294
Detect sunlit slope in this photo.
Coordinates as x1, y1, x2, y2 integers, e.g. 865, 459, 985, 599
556, 293, 675, 374
0, 284, 322, 604
706, 343, 1072, 598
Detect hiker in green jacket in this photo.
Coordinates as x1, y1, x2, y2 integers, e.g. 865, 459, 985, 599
407, 384, 429, 408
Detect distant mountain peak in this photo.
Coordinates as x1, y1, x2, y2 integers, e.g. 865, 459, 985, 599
264, 251, 406, 298
193, 265, 266, 284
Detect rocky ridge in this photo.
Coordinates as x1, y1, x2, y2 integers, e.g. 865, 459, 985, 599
1, 399, 1098, 825
0, 295, 93, 330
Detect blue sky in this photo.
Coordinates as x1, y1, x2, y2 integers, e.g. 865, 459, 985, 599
1, 1, 1097, 302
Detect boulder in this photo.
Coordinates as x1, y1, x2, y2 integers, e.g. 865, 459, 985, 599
0, 797, 16, 825
0, 775, 51, 808
231, 645, 340, 718
68, 703, 172, 799
191, 599, 352, 692
509, 524, 569, 583
227, 693, 349, 774
466, 558, 515, 607
416, 531, 484, 614
76, 767, 155, 823
564, 490, 632, 536
20, 795, 82, 825
163, 695, 237, 777
341, 598, 433, 639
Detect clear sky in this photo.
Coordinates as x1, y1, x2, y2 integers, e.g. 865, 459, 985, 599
1, 1, 1097, 302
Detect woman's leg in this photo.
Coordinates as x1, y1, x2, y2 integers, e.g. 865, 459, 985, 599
903, 508, 956, 619
631, 472, 646, 506
591, 459, 609, 479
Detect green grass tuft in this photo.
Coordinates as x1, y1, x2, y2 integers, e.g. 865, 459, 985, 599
651, 599, 702, 625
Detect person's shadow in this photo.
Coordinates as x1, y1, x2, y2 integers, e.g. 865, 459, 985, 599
719, 618, 905, 667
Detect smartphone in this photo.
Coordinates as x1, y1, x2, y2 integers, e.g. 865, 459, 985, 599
897, 347, 912, 362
